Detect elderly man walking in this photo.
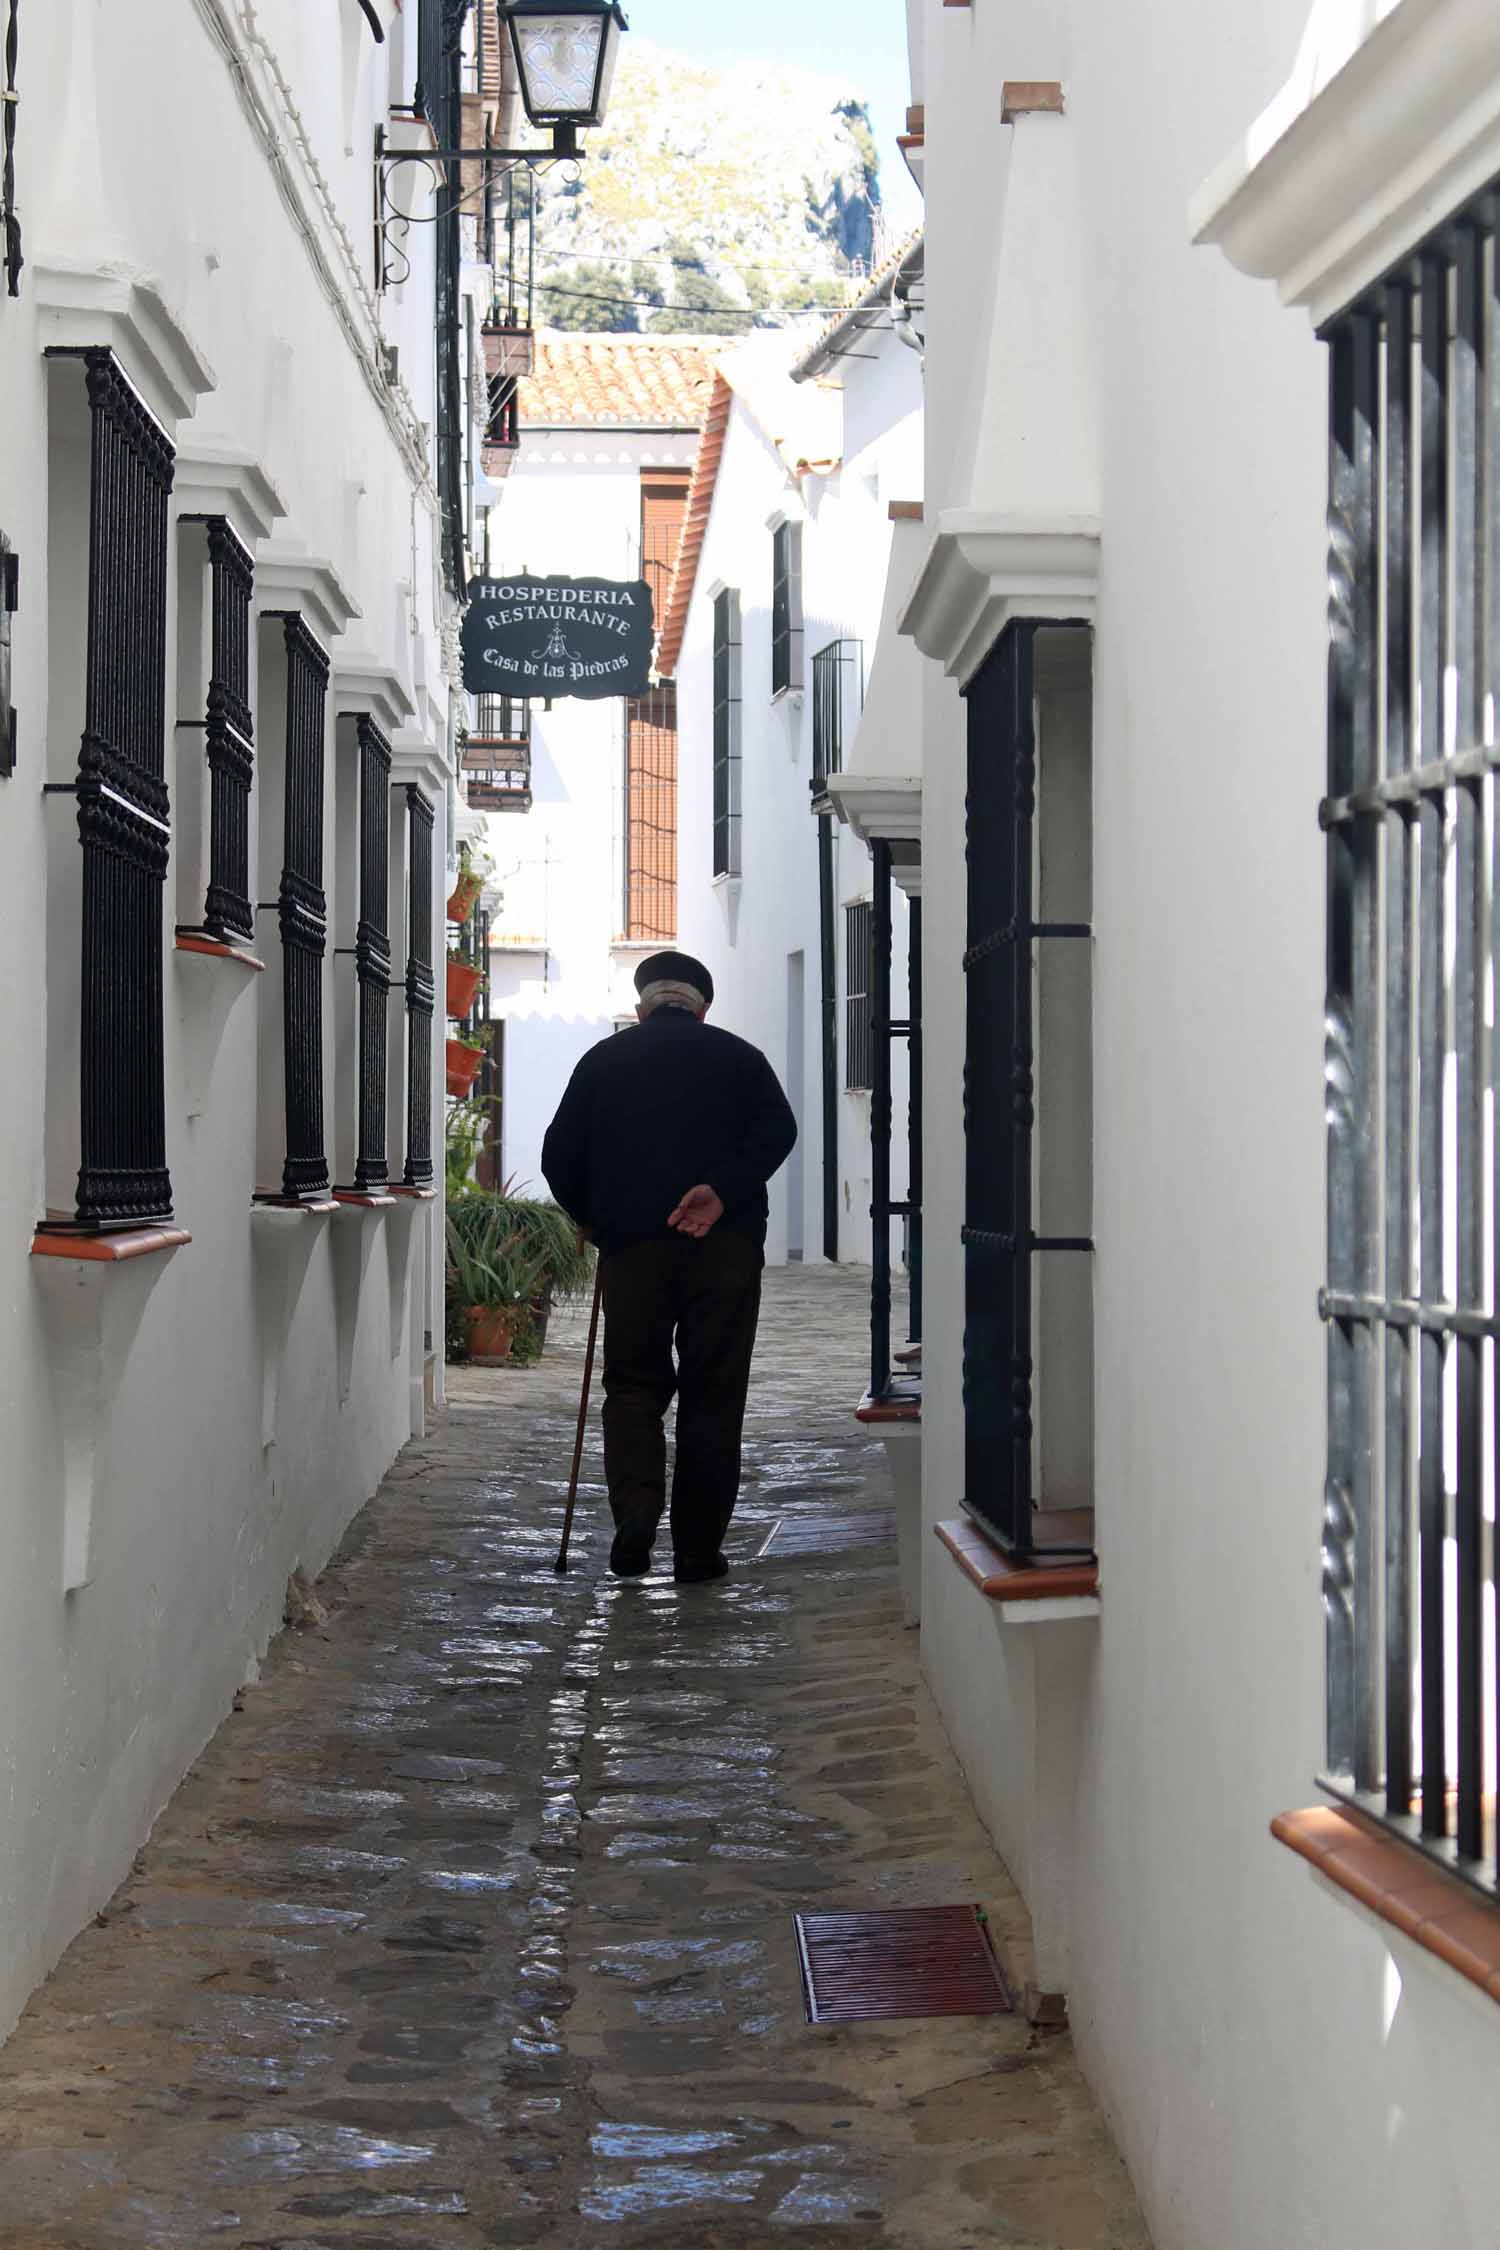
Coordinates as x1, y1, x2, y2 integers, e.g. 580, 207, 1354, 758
541, 950, 797, 1583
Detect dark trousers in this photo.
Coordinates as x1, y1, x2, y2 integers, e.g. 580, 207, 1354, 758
599, 1230, 763, 1562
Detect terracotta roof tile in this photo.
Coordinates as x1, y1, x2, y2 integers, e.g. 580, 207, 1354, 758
655, 371, 733, 678
517, 332, 731, 431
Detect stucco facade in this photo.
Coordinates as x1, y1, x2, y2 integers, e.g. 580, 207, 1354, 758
889, 1, 1500, 2244
0, 0, 478, 2041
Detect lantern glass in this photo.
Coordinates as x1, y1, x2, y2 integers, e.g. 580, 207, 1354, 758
502, 3, 626, 128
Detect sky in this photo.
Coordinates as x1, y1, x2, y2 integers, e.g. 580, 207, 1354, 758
619, 0, 922, 240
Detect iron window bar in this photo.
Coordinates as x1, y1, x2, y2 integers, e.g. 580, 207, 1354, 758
341, 715, 394, 1193
39, 349, 174, 1233
179, 517, 256, 945
811, 636, 864, 1263
1315, 177, 1500, 1902
403, 787, 436, 1187
962, 620, 1095, 1561
772, 520, 803, 696
868, 839, 923, 1401
262, 612, 333, 1202
712, 588, 742, 879
844, 900, 873, 1092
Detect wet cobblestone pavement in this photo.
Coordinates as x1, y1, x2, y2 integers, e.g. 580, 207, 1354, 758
0, 1266, 1149, 2248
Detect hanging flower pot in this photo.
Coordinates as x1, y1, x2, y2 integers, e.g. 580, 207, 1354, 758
447, 868, 484, 924
446, 958, 483, 1019
446, 1038, 484, 1097
464, 1303, 516, 1365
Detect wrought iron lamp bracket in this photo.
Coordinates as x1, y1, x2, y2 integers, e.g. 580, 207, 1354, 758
374, 126, 579, 289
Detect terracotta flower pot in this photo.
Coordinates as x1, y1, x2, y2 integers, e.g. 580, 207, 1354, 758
446, 1038, 483, 1097
446, 958, 483, 1019
446, 869, 483, 924
464, 1303, 515, 1365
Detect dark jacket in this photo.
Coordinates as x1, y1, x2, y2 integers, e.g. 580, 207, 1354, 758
540, 1006, 798, 1259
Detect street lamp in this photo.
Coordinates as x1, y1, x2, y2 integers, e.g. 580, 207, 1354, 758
500, 3, 628, 143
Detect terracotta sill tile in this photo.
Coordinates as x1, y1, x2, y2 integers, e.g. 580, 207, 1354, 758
31, 1225, 191, 1264
333, 1191, 398, 1210
175, 931, 265, 972
934, 1517, 1099, 1604
388, 1184, 439, 1201
1275, 1806, 1500, 2004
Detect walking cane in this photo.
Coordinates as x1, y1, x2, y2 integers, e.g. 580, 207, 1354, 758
554, 1263, 604, 1575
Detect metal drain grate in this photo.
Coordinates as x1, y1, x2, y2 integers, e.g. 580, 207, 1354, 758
757, 1511, 898, 1558
793, 1906, 1013, 2024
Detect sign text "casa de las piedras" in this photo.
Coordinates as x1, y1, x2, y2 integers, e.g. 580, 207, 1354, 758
460, 573, 656, 701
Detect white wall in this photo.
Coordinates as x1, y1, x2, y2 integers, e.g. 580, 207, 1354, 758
675, 335, 921, 1269
0, 0, 456, 2041
479, 427, 698, 1181
909, 0, 1500, 2244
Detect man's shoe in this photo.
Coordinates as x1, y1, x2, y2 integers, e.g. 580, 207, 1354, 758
609, 1524, 654, 1578
673, 1552, 729, 1585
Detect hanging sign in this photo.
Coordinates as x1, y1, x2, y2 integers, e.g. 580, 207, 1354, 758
461, 573, 655, 700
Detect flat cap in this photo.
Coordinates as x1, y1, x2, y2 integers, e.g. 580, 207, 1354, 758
634, 949, 714, 1006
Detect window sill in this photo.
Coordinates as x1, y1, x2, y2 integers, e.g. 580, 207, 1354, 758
31, 1223, 191, 1264
1273, 1805, 1500, 2008
770, 684, 804, 707
935, 1515, 1100, 1618
711, 872, 741, 892
175, 930, 265, 973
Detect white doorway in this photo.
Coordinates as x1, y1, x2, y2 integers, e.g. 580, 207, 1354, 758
785, 951, 806, 1260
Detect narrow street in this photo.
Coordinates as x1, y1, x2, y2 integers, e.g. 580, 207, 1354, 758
0, 1269, 1146, 2249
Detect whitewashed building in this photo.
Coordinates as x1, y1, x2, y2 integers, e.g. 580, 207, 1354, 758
862, 0, 1500, 2244
0, 0, 501, 2041
663, 311, 924, 1271
467, 331, 721, 1189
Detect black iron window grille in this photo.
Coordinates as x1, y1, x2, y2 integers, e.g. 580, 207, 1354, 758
3, 0, 19, 298
403, 786, 436, 1187
812, 636, 864, 1263
963, 622, 1094, 1559
47, 348, 174, 1231
712, 587, 742, 878
845, 900, 874, 1092
181, 517, 255, 943
346, 713, 393, 1192
0, 530, 15, 777
1318, 187, 1500, 1898
772, 519, 803, 697
267, 613, 332, 1200
866, 841, 921, 1400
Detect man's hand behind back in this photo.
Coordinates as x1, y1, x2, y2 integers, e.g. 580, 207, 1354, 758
667, 1185, 725, 1239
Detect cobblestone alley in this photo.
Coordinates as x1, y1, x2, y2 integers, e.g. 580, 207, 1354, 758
0, 1268, 1148, 2249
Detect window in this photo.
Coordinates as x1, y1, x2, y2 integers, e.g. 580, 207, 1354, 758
771, 519, 803, 697
963, 623, 1094, 1559
712, 587, 742, 878
844, 900, 873, 1091
45, 348, 174, 1231
177, 516, 255, 944
344, 713, 393, 1194
259, 613, 332, 1201
1318, 191, 1500, 1892
0, 531, 15, 778
401, 787, 436, 1188
625, 681, 677, 940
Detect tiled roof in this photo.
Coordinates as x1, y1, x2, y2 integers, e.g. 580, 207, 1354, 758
790, 229, 924, 383
517, 333, 731, 430
655, 372, 733, 678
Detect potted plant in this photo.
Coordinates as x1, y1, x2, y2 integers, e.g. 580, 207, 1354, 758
475, 1193, 594, 1355
446, 1029, 486, 1098
446, 840, 490, 925
445, 1197, 547, 1366
446, 949, 484, 1020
